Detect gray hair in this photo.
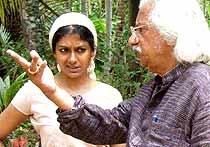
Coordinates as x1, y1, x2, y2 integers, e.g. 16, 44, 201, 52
139, 0, 210, 63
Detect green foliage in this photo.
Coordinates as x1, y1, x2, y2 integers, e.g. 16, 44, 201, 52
0, 0, 22, 25
97, 60, 153, 99
208, 5, 210, 27
0, 72, 26, 112
10, 120, 39, 146
0, 24, 30, 80
3, 119, 40, 146
95, 12, 152, 99
0, 24, 12, 48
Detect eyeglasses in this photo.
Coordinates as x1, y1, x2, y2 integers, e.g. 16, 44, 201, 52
130, 24, 149, 37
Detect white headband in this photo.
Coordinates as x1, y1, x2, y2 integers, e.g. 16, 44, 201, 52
48, 12, 97, 49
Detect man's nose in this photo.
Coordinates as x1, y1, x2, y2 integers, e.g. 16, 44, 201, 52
128, 33, 139, 47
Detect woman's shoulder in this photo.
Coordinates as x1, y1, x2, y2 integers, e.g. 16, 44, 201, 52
94, 81, 122, 98
95, 81, 119, 91
20, 80, 42, 93
83, 81, 123, 108
13, 80, 45, 100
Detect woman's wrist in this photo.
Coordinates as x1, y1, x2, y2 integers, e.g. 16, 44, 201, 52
45, 85, 74, 110
0, 141, 5, 147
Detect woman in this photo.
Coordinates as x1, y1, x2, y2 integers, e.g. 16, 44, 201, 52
0, 12, 125, 147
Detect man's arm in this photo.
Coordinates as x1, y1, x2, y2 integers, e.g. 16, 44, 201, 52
191, 82, 210, 145
57, 97, 132, 145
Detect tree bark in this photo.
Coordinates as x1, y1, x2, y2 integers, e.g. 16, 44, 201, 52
81, 0, 89, 16
20, 0, 42, 51
105, 0, 112, 48
128, 0, 140, 26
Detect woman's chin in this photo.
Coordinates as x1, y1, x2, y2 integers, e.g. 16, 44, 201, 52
66, 73, 82, 79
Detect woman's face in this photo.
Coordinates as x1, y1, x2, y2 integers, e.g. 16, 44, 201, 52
54, 34, 95, 79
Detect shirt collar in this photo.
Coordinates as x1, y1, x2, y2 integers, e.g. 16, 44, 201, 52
154, 63, 191, 86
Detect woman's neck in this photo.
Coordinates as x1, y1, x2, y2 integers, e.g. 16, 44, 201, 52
55, 73, 97, 96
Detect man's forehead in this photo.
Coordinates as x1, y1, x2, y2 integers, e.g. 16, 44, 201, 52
135, 0, 154, 25
135, 11, 149, 26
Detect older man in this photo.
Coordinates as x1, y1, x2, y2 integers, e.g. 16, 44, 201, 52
6, 0, 210, 146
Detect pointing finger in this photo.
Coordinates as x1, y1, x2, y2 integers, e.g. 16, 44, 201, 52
6, 49, 30, 71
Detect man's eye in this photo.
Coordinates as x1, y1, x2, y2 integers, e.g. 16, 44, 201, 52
138, 28, 144, 33
138, 26, 148, 33
77, 48, 86, 53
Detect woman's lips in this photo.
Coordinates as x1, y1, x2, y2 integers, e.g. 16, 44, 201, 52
66, 66, 81, 73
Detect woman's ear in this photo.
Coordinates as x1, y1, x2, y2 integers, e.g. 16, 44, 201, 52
91, 50, 96, 60
53, 52, 56, 58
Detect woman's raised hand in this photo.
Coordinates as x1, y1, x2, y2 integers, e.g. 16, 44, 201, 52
6, 49, 56, 96
6, 49, 74, 110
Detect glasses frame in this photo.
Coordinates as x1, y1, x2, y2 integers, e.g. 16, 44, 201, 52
130, 23, 150, 37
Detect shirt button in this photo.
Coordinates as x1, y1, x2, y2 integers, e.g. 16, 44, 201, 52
152, 114, 159, 123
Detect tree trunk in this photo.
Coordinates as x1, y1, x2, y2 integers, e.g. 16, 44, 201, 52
105, 0, 112, 48
81, 0, 89, 16
203, 0, 206, 16
128, 0, 140, 26
116, 0, 125, 38
104, 0, 112, 73
64, 0, 72, 12
20, 0, 43, 51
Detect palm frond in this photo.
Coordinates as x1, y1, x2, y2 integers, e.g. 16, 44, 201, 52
0, 24, 11, 48
0, 0, 22, 25
0, 72, 26, 112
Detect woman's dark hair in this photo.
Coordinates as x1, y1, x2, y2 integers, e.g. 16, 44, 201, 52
52, 25, 95, 53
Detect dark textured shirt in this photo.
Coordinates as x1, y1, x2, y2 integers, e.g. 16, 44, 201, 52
57, 63, 210, 147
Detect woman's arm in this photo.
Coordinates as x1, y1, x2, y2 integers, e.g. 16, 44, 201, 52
6, 49, 74, 110
111, 144, 126, 147
0, 141, 4, 147
0, 104, 28, 140
6, 49, 129, 144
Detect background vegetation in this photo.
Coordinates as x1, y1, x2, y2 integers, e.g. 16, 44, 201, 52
0, 0, 209, 146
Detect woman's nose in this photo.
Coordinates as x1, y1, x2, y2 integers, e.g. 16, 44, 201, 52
68, 52, 77, 63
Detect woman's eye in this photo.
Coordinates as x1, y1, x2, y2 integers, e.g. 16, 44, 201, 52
59, 48, 68, 53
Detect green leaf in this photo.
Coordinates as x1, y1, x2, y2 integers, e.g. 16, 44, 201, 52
0, 24, 11, 48
3, 73, 26, 107
14, 72, 26, 82
0, 77, 6, 98
4, 75, 10, 89
3, 80, 24, 107
208, 20, 210, 28
0, 77, 6, 111
0, 73, 26, 111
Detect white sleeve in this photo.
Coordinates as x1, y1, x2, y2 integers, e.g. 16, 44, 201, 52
11, 81, 34, 115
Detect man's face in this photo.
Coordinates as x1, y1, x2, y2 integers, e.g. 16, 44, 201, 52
128, 1, 176, 75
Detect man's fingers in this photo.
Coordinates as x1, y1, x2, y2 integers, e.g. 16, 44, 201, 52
6, 49, 30, 70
